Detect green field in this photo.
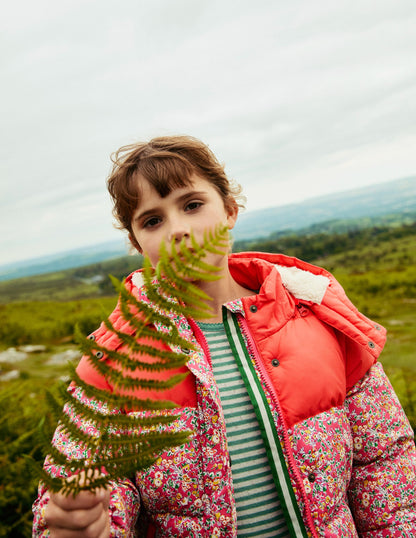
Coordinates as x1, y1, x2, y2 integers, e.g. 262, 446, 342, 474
0, 222, 415, 537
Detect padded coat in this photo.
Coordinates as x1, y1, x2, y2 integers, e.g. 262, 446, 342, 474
33, 252, 416, 537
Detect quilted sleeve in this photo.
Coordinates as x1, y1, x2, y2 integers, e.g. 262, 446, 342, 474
345, 362, 416, 536
32, 384, 141, 537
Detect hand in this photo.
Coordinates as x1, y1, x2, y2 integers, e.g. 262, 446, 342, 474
45, 485, 110, 538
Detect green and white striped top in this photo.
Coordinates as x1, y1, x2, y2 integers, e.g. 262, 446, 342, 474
197, 320, 291, 537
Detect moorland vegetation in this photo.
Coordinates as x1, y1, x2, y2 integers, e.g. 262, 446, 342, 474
0, 220, 415, 537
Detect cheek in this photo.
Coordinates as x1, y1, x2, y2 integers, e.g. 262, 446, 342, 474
129, 233, 142, 253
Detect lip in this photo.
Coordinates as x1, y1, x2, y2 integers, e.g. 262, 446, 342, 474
170, 246, 200, 261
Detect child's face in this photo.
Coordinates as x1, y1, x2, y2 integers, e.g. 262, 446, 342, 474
130, 173, 238, 268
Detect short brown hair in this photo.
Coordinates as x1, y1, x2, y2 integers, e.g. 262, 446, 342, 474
107, 135, 244, 238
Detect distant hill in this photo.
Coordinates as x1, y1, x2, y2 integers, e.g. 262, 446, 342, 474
233, 175, 416, 239
0, 241, 129, 282
1, 216, 415, 305
1, 175, 415, 282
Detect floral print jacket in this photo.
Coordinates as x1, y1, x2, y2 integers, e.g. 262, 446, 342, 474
33, 252, 416, 537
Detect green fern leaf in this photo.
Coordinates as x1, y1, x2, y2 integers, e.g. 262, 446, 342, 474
39, 224, 229, 494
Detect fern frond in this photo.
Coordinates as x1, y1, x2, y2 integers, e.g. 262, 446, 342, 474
39, 225, 229, 494
70, 368, 179, 411
101, 306, 192, 350
110, 275, 184, 337
44, 386, 68, 422
156, 278, 213, 318
202, 227, 230, 254
79, 331, 189, 371
68, 396, 178, 428
178, 241, 223, 277
77, 353, 188, 392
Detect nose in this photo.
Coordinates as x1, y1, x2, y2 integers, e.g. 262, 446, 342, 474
167, 218, 190, 244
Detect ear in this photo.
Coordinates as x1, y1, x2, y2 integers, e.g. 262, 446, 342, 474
226, 200, 239, 231
128, 233, 142, 254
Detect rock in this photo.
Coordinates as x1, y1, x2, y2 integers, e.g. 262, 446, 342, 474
18, 345, 47, 353
0, 369, 20, 381
48, 349, 81, 365
388, 319, 405, 326
0, 348, 28, 363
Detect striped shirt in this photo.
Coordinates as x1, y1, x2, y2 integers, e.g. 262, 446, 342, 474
197, 320, 290, 537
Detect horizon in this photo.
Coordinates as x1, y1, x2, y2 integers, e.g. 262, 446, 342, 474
2, 173, 415, 271
1, 1, 416, 266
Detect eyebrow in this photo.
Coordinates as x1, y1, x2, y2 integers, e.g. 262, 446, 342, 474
134, 190, 208, 222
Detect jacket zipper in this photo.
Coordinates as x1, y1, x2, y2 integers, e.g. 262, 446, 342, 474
238, 314, 319, 538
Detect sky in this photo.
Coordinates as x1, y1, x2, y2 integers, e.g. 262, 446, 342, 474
1, 0, 416, 266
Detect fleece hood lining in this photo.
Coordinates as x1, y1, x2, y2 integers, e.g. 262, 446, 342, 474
132, 272, 145, 289
274, 264, 330, 305
132, 263, 330, 305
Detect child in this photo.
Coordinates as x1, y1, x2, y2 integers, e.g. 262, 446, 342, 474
33, 135, 416, 537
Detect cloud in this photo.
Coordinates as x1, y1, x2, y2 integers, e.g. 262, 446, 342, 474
1, 0, 416, 264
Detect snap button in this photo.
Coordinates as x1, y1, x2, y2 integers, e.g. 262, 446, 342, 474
368, 341, 375, 349
249, 305, 258, 313
271, 358, 280, 367
95, 351, 104, 359
308, 472, 316, 483
87, 334, 96, 341
373, 324, 381, 331
181, 348, 191, 355
296, 304, 309, 317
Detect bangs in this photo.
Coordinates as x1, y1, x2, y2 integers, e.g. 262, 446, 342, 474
136, 153, 195, 198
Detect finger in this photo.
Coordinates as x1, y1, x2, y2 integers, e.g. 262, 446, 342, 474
49, 511, 109, 538
46, 500, 104, 531
58, 505, 109, 538
50, 488, 105, 510
65, 468, 109, 500
98, 486, 111, 511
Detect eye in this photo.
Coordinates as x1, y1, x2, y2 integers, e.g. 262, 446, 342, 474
143, 216, 162, 228
185, 201, 202, 212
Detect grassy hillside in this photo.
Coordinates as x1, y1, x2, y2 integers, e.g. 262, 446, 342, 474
0, 220, 415, 536
0, 254, 142, 304
313, 229, 416, 424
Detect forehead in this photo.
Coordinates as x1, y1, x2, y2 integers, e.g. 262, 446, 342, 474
134, 172, 214, 198
134, 172, 190, 197
133, 157, 194, 199
132, 173, 217, 211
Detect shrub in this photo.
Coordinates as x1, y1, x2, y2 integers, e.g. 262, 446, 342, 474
0, 381, 53, 537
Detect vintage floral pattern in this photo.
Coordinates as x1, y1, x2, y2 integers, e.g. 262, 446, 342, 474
345, 362, 416, 535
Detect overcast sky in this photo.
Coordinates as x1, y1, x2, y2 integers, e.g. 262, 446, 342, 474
1, 0, 415, 266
